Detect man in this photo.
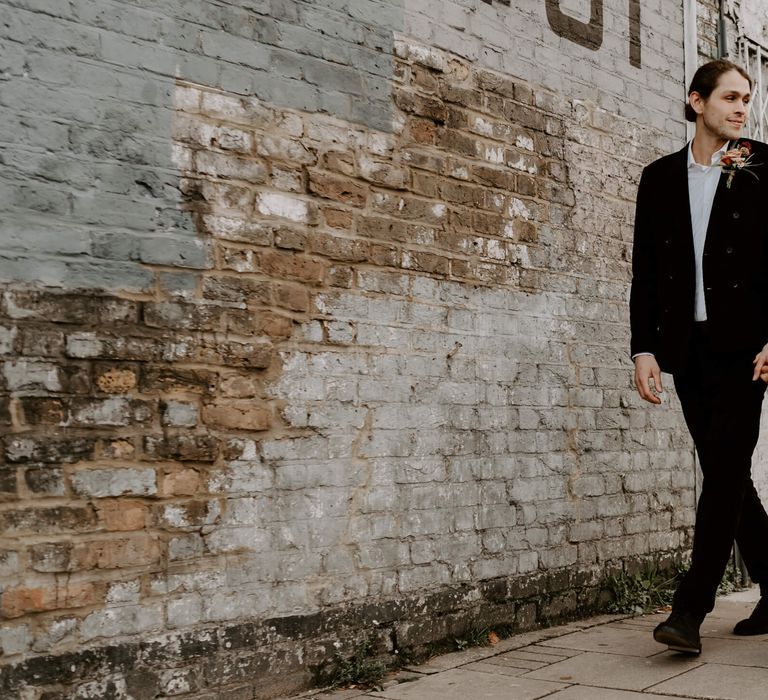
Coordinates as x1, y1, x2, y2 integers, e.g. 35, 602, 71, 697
630, 59, 768, 654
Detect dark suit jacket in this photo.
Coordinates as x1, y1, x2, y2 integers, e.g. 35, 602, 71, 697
630, 138, 768, 374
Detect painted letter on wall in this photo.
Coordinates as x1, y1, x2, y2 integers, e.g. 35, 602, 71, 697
545, 0, 641, 68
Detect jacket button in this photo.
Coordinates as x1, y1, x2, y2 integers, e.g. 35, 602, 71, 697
706, 286, 713, 291
726, 246, 733, 254
733, 282, 739, 288
664, 239, 670, 245
733, 211, 741, 219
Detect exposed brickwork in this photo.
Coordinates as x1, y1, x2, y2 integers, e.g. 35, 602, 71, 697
0, 30, 702, 695
3, 0, 761, 697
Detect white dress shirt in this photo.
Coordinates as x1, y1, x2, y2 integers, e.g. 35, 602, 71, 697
633, 140, 729, 360
687, 139, 729, 322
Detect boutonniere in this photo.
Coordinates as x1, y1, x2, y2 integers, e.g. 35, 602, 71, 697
719, 141, 761, 188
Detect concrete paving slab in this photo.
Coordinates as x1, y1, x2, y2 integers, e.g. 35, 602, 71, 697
522, 644, 583, 658
480, 656, 548, 671
647, 662, 768, 699
724, 587, 761, 603
368, 668, 568, 700
542, 686, 696, 700
462, 660, 533, 677
689, 635, 768, 667
537, 626, 662, 657
291, 588, 765, 700
698, 615, 764, 639
400, 619, 625, 675
520, 650, 702, 691
496, 649, 571, 665
610, 615, 664, 629
705, 599, 755, 620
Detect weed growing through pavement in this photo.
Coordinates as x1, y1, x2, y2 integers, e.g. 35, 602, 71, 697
327, 637, 388, 690
607, 558, 746, 615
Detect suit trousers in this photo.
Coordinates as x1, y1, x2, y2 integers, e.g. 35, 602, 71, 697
672, 322, 768, 618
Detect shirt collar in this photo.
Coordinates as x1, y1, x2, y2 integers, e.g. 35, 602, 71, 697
687, 139, 731, 169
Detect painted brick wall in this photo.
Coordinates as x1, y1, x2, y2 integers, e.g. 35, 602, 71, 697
0, 0, 759, 697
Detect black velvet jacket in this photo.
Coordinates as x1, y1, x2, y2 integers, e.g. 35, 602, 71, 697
630, 138, 768, 374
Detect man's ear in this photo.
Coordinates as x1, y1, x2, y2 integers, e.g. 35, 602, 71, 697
688, 91, 704, 115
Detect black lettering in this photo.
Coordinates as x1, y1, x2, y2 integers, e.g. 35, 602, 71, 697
545, 0, 603, 51
629, 0, 641, 68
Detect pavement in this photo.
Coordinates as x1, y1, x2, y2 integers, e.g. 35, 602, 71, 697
290, 587, 768, 700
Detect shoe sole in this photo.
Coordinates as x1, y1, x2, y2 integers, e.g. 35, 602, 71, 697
653, 630, 701, 655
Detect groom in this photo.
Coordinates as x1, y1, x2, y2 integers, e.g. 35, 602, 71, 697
630, 59, 768, 654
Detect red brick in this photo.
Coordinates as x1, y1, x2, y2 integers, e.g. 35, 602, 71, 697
1, 506, 96, 535
402, 250, 449, 275
143, 301, 222, 332
274, 283, 309, 312
0, 467, 17, 500
143, 434, 220, 462
410, 65, 439, 92
328, 265, 354, 287
438, 84, 484, 110
96, 367, 138, 394
323, 151, 355, 176
100, 438, 137, 460
225, 309, 293, 338
4, 291, 138, 325
58, 580, 102, 610
274, 228, 309, 250
357, 216, 408, 243
197, 339, 273, 369
19, 328, 65, 357
308, 233, 369, 262
201, 276, 271, 306
202, 402, 271, 431
96, 499, 149, 531
308, 170, 368, 206
160, 469, 201, 497
370, 245, 400, 268
2, 585, 57, 618
406, 117, 437, 145
412, 171, 439, 198
323, 207, 354, 230
0, 396, 11, 427
139, 367, 217, 395
19, 397, 66, 426
259, 250, 325, 285
394, 90, 446, 122
3, 436, 96, 464
219, 373, 262, 398
474, 69, 517, 98
33, 534, 161, 573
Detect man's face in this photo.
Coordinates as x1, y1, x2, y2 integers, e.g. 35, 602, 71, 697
691, 69, 752, 141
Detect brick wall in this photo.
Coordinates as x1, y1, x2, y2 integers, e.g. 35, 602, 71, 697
0, 0, 756, 697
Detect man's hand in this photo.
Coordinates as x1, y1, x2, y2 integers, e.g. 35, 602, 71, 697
634, 355, 663, 404
753, 343, 768, 382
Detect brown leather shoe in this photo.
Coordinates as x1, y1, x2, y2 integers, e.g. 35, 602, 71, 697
653, 610, 702, 654
733, 596, 768, 636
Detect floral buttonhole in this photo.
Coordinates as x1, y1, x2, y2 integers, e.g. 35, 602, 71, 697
720, 140, 761, 189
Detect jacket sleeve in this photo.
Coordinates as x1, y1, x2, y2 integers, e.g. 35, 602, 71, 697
629, 166, 659, 358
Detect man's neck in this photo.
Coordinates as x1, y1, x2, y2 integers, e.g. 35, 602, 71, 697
691, 133, 730, 166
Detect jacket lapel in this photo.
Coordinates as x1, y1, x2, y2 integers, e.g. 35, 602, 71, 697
673, 143, 695, 261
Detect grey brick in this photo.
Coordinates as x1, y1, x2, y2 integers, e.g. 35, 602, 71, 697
138, 237, 213, 269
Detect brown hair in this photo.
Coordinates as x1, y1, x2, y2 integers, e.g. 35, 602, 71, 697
685, 59, 753, 122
